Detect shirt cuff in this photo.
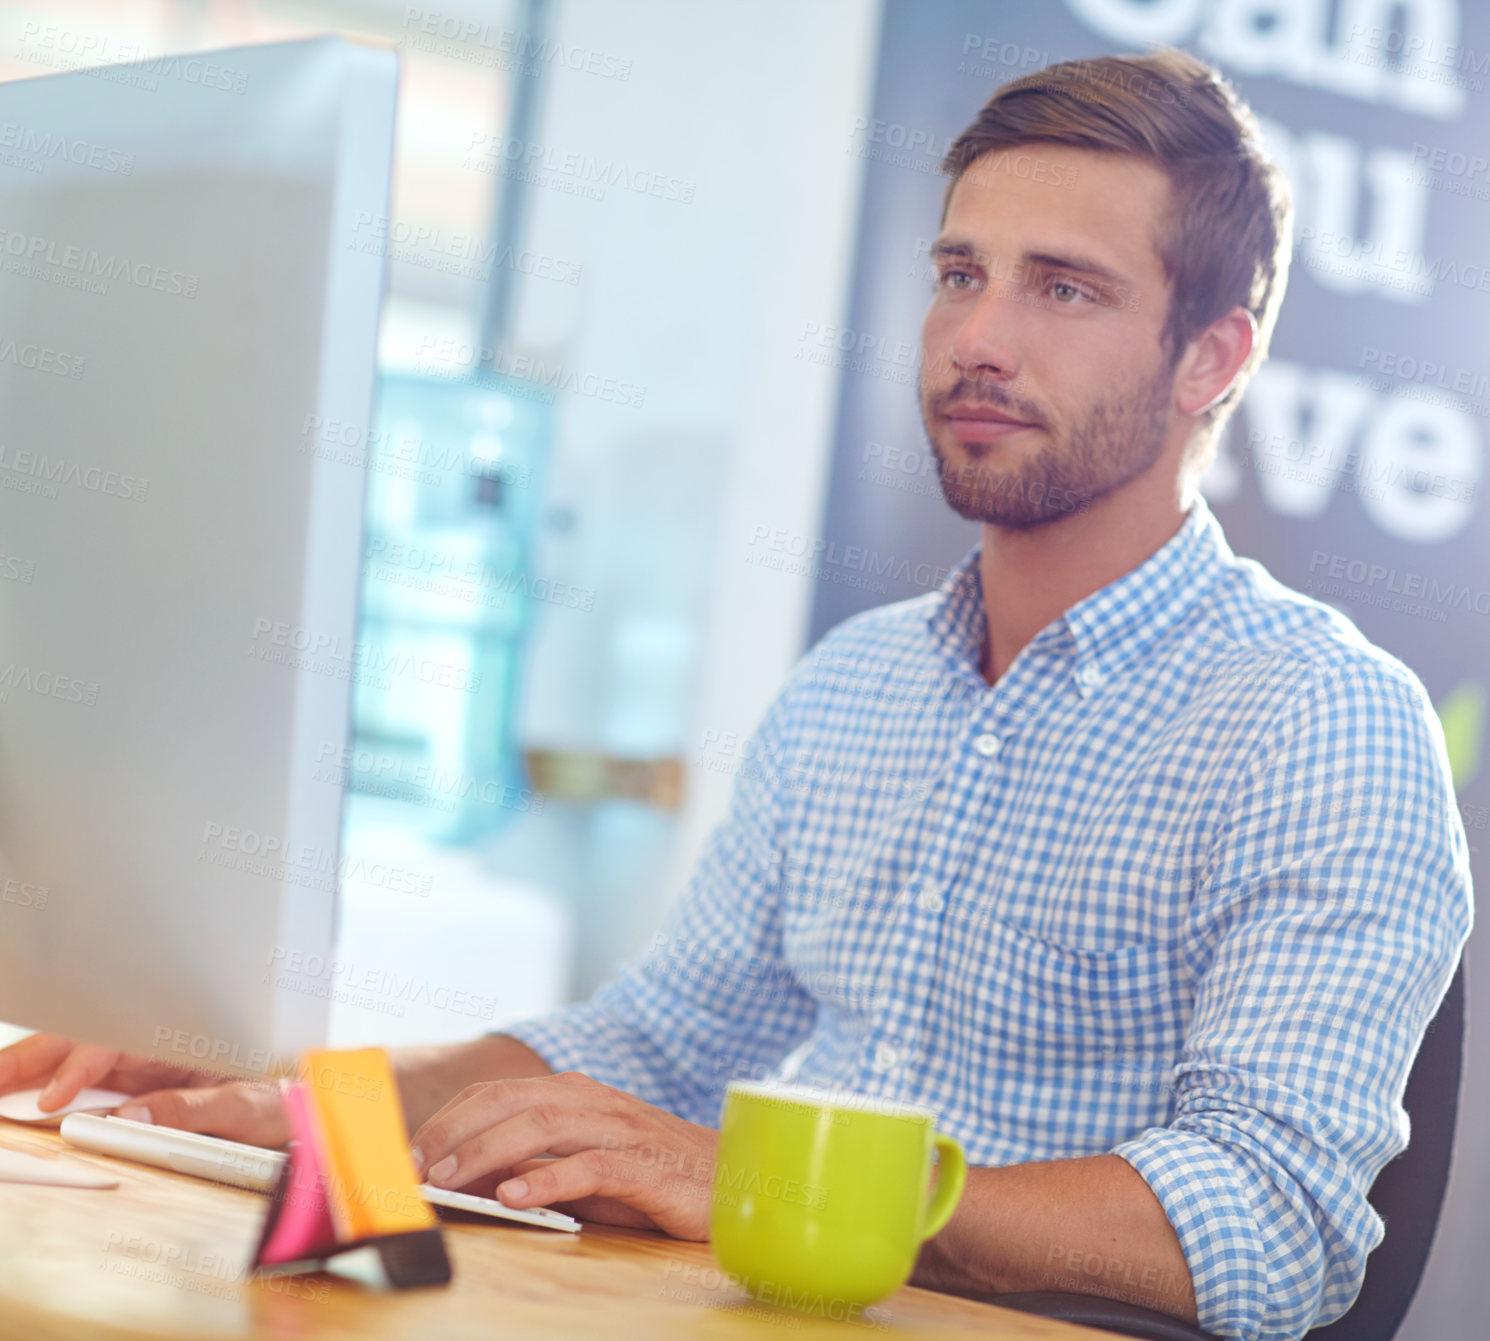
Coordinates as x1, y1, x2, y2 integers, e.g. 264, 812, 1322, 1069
1112, 1126, 1271, 1341
500, 1008, 602, 1075
500, 998, 711, 1122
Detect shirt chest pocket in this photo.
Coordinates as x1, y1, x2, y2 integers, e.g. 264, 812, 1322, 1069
981, 823, 1195, 949
948, 913, 1187, 1068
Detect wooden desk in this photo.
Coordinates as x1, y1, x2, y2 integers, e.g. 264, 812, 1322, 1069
0, 1123, 1118, 1340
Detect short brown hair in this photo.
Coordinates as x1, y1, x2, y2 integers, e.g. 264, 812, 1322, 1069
941, 49, 1292, 436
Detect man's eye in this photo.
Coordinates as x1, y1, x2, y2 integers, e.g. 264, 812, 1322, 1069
1048, 279, 1091, 304
939, 269, 977, 291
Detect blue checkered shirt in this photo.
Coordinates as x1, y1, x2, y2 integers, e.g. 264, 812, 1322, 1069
507, 499, 1472, 1341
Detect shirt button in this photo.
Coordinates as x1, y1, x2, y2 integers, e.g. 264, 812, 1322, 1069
872, 1044, 900, 1072
917, 885, 944, 912
1076, 664, 1105, 689
973, 732, 1001, 757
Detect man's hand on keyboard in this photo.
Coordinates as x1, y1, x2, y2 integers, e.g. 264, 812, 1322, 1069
409, 1071, 718, 1240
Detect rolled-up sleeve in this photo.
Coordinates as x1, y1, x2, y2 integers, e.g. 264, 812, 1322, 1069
1112, 660, 1473, 1341
503, 684, 817, 1126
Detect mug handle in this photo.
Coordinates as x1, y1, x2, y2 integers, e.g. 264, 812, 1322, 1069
921, 1134, 967, 1240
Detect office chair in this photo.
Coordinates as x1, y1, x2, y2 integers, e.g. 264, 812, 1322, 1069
993, 964, 1466, 1341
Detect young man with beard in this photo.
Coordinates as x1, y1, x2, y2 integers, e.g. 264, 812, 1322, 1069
3, 50, 1470, 1341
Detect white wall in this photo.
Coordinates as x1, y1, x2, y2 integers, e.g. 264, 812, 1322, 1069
498, 0, 881, 970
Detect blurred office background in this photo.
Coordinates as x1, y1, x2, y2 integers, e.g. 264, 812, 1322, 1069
0, 0, 878, 1039
1, 2, 1482, 1335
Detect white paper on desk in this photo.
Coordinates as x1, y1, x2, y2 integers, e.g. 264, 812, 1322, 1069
0, 1146, 119, 1188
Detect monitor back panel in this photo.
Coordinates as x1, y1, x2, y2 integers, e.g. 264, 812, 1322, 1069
0, 36, 397, 1074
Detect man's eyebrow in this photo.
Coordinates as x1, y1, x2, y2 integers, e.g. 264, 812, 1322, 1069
929, 239, 976, 263
1022, 249, 1129, 287
928, 238, 1131, 288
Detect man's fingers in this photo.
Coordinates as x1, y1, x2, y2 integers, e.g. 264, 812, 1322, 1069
38, 1044, 123, 1111
447, 1157, 656, 1232
423, 1105, 627, 1189
498, 1149, 611, 1207
0, 1034, 75, 1094
412, 1076, 607, 1175
497, 1148, 712, 1240
108, 1057, 212, 1093
116, 1082, 289, 1147
495, 1149, 668, 1233
0, 1035, 213, 1111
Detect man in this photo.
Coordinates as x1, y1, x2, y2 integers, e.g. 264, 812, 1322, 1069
1, 50, 1470, 1341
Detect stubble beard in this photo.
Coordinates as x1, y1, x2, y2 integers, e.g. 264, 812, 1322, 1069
924, 367, 1174, 529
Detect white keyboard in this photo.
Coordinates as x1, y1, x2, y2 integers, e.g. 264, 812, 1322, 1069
420, 1182, 579, 1231
59, 1113, 580, 1232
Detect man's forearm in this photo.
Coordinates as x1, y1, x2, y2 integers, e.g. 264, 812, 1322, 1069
391, 1033, 553, 1133
913, 1154, 1198, 1324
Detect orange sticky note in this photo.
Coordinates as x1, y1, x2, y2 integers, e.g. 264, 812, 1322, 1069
300, 1048, 435, 1241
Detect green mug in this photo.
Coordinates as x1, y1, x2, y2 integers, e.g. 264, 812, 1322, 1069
710, 1081, 967, 1313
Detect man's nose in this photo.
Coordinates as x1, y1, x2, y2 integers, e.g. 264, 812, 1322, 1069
948, 283, 1026, 383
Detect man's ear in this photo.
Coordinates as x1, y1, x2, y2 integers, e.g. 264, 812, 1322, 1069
1173, 307, 1257, 416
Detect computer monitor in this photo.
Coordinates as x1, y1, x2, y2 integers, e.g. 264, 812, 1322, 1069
0, 36, 397, 1077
